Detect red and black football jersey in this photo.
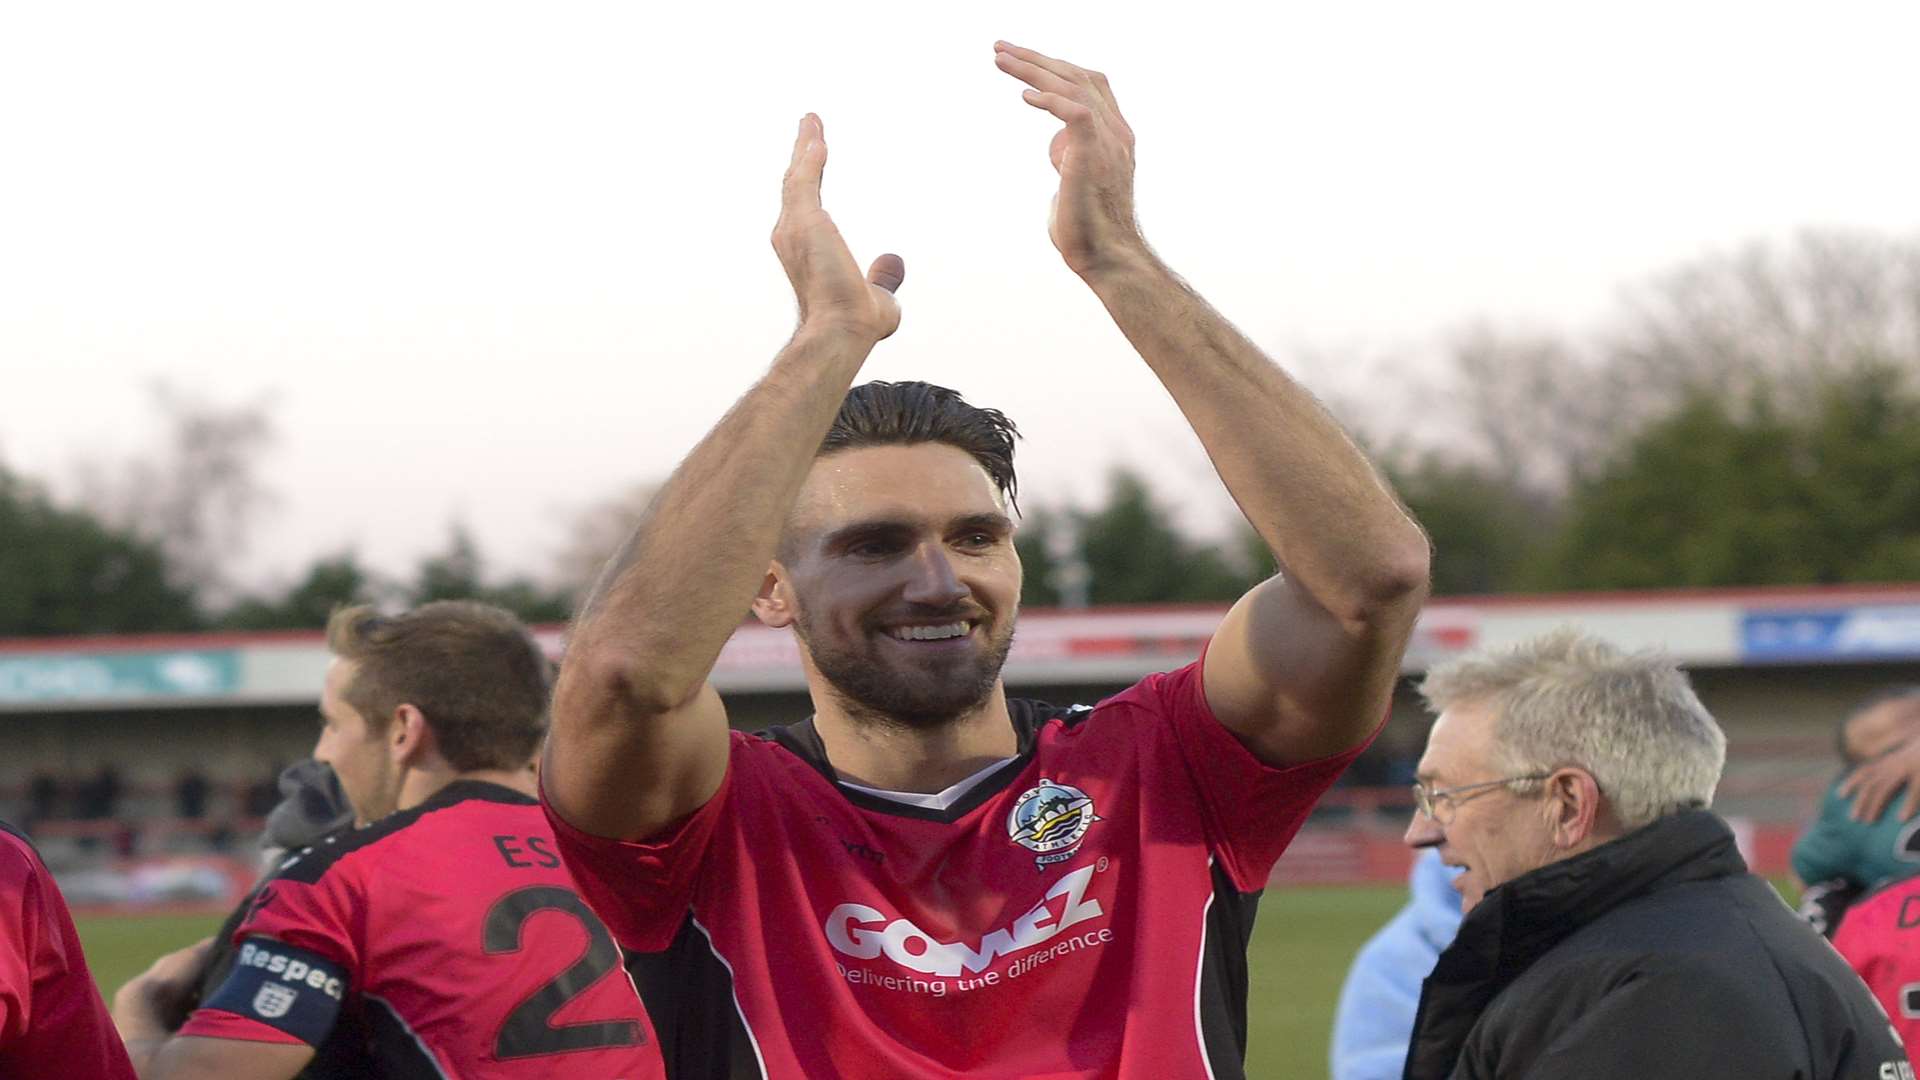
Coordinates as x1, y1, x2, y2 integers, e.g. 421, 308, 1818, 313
1831, 872, 1920, 1067
0, 819, 137, 1080
551, 659, 1370, 1079
180, 780, 664, 1079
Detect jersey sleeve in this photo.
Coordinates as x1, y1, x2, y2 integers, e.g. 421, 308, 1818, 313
178, 937, 347, 1047
0, 830, 139, 1079
1791, 776, 1862, 886
0, 848, 34, 1046
177, 860, 360, 1047
543, 743, 737, 953
1138, 653, 1377, 893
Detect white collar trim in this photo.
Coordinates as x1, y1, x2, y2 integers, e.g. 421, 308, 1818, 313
838, 757, 1016, 812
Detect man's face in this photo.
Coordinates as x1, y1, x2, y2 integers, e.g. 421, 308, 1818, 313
772, 443, 1022, 729
1404, 701, 1557, 915
1843, 697, 1920, 764
313, 659, 399, 825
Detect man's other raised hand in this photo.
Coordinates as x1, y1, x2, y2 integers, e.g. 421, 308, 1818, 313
993, 42, 1148, 280
772, 114, 904, 344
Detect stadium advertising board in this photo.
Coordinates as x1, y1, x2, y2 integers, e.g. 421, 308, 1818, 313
0, 650, 240, 705
1742, 605, 1920, 663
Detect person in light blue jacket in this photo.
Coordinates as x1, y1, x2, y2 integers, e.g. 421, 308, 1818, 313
1330, 847, 1463, 1080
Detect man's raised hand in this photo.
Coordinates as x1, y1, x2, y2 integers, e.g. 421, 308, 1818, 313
772, 114, 903, 343
993, 42, 1146, 279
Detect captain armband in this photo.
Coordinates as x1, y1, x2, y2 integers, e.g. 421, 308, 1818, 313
201, 936, 349, 1045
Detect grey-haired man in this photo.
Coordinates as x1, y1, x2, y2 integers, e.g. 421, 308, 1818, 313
1402, 628, 1908, 1080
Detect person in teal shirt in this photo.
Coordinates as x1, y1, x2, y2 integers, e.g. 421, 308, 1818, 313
1791, 686, 1920, 931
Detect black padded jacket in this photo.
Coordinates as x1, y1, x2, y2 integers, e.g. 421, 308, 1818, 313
1403, 809, 1910, 1080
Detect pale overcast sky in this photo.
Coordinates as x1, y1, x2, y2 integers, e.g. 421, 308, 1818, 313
4, 1, 1918, 590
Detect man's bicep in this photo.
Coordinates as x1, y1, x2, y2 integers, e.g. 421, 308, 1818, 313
148, 1035, 313, 1080
545, 675, 731, 841
1203, 576, 1411, 765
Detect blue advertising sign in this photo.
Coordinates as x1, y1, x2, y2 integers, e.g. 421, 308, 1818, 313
1742, 607, 1920, 663
0, 650, 241, 704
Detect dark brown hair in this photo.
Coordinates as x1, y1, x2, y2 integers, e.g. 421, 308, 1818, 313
821, 381, 1021, 511
326, 601, 552, 772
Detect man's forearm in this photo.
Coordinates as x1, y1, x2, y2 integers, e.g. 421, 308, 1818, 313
568, 326, 875, 707
123, 1037, 167, 1078
1082, 253, 1429, 622
114, 999, 170, 1077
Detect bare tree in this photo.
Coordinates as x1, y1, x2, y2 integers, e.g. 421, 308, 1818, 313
1408, 230, 1920, 495
552, 481, 661, 604
1443, 324, 1617, 492
75, 382, 277, 605
1610, 229, 1920, 414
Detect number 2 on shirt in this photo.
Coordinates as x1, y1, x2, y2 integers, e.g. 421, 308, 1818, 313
483, 885, 646, 1058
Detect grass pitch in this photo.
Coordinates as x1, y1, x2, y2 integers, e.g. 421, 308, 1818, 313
79, 884, 1408, 1078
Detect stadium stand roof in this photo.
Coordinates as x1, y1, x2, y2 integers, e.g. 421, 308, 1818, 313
4, 583, 1919, 712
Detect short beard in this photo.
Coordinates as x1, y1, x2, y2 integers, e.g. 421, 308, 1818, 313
797, 613, 1015, 731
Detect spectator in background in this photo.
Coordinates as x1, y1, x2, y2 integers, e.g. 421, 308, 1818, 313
0, 817, 137, 1078
173, 770, 210, 820
25, 771, 60, 826
1790, 686, 1920, 936
1400, 629, 1904, 1080
77, 765, 122, 820
72, 765, 123, 853
241, 766, 281, 820
1832, 687, 1920, 826
1330, 847, 1462, 1080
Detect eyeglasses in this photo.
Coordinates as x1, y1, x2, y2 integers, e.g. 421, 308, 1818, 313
1411, 773, 1552, 825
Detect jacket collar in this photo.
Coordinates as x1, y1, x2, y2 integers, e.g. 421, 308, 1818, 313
1480, 808, 1742, 963
1405, 809, 1746, 1078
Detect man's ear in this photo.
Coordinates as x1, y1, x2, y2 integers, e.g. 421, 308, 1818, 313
752, 562, 797, 629
390, 704, 434, 768
1545, 768, 1604, 850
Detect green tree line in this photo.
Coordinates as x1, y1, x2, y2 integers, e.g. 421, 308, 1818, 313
4, 231, 1917, 635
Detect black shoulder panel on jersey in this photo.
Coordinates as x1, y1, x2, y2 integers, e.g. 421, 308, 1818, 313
755, 698, 1090, 775
1026, 698, 1098, 736
271, 779, 534, 886
1851, 865, 1920, 908
1196, 860, 1260, 1080
628, 916, 766, 1080
364, 994, 459, 1079
756, 698, 1092, 824
0, 817, 37, 852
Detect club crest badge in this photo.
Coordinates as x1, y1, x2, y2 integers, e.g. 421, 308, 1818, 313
253, 982, 299, 1019
1008, 778, 1100, 868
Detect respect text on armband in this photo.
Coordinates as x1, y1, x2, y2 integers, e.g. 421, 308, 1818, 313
238, 941, 346, 1001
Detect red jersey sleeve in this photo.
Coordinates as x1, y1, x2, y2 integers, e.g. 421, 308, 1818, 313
1136, 654, 1376, 892
176, 1005, 314, 1046
0, 855, 33, 1046
178, 855, 361, 1045
543, 745, 736, 953
0, 830, 138, 1079
229, 862, 363, 972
